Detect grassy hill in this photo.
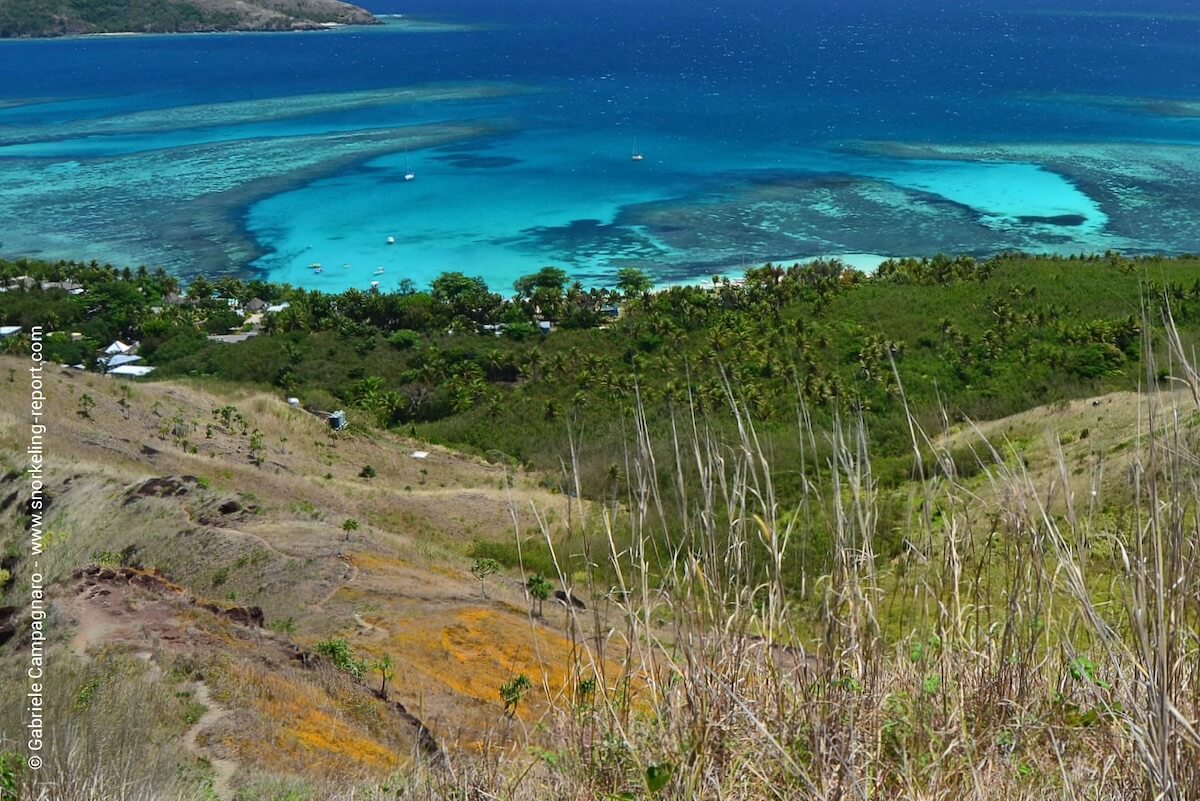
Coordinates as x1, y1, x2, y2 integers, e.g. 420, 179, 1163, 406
0, 359, 594, 796
3, 253, 1200, 798
0, 0, 378, 38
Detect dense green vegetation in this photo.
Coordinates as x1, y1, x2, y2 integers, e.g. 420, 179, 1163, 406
5, 254, 1200, 800
3, 251, 1197, 576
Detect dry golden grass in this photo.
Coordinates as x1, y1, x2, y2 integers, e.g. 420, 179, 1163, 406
6, 335, 1200, 800
0, 356, 606, 794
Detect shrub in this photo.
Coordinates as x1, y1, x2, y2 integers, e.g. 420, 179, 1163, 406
388, 329, 421, 350
314, 638, 367, 680
499, 674, 532, 717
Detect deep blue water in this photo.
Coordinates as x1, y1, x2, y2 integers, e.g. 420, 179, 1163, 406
2, 0, 1200, 290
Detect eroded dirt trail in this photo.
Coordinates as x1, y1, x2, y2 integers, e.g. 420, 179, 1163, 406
183, 681, 239, 801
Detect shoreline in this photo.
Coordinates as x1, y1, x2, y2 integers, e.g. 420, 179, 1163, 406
0, 17, 381, 42
0, 11, 486, 41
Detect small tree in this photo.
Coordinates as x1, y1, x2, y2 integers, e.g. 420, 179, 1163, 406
341, 518, 359, 541
374, 654, 396, 698
499, 673, 532, 718
248, 429, 264, 465
77, 393, 95, 418
527, 573, 552, 617
359, 465, 377, 479
471, 558, 500, 599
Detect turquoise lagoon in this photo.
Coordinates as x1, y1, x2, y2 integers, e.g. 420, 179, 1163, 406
2, 1, 1200, 291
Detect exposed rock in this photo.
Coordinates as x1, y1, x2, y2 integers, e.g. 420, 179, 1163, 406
554, 589, 587, 609
0, 606, 17, 647
391, 701, 443, 759
198, 601, 265, 628
124, 475, 199, 504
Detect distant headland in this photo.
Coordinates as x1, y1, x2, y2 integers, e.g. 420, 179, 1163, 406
0, 0, 379, 38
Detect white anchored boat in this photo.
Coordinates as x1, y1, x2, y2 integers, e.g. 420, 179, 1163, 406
386, 236, 396, 245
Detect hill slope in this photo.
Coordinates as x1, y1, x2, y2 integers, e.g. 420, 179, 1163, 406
0, 359, 594, 796
0, 0, 378, 37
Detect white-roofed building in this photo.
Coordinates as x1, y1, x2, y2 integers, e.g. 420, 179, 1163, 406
108, 365, 155, 378
104, 354, 144, 369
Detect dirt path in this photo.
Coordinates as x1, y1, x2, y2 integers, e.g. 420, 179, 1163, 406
313, 559, 359, 610
68, 603, 121, 658
184, 682, 239, 801
353, 611, 390, 640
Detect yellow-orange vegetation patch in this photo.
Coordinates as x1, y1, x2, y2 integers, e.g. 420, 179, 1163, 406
347, 551, 412, 574
283, 708, 401, 771
387, 607, 577, 715
219, 662, 404, 776
429, 564, 463, 581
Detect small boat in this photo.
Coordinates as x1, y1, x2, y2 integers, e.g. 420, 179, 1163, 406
404, 171, 416, 182
374, 267, 385, 275
342, 263, 352, 269
386, 236, 396, 245
309, 262, 322, 270
314, 267, 323, 274
631, 140, 645, 161
370, 281, 380, 289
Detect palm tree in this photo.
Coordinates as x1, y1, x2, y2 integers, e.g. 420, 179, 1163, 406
526, 574, 552, 617
374, 654, 395, 698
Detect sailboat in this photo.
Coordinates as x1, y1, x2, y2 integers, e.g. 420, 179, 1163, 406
631, 139, 645, 161
374, 267, 385, 275
404, 150, 415, 181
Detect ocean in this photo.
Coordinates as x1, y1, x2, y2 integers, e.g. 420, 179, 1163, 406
1, 0, 1199, 292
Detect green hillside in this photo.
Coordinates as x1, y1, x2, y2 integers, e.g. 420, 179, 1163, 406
3, 252, 1200, 798
0, 0, 377, 37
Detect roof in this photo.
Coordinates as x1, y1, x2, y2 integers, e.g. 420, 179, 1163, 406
0, 326, 21, 337
265, 302, 291, 314
41, 281, 83, 293
207, 331, 259, 344
105, 354, 143, 368
104, 340, 132, 355
108, 365, 155, 378
245, 298, 267, 311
